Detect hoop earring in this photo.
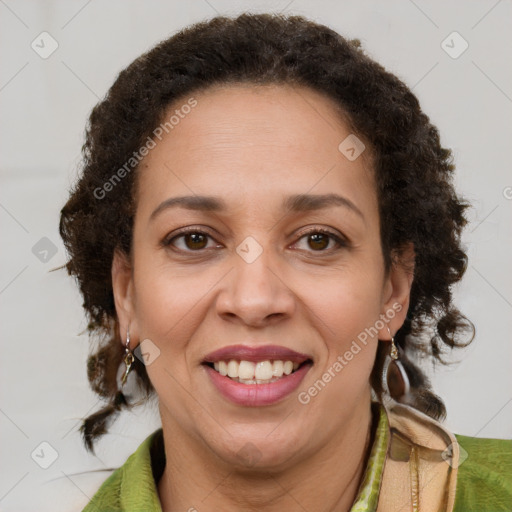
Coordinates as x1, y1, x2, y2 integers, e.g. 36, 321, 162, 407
385, 326, 410, 402
121, 329, 135, 387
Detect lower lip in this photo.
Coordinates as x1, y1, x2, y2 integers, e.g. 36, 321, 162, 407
204, 363, 312, 406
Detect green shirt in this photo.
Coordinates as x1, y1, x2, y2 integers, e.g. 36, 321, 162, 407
82, 404, 512, 511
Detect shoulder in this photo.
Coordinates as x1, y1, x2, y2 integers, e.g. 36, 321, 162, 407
383, 401, 512, 512
81, 465, 124, 512
453, 433, 512, 512
82, 429, 164, 512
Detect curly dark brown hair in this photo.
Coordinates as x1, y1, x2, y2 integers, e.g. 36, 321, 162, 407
59, 13, 473, 452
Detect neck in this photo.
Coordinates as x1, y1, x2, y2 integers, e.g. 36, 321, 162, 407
157, 402, 375, 512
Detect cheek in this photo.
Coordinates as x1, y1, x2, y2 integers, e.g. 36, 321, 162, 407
293, 275, 380, 435
298, 276, 380, 406
134, 244, 216, 324
132, 259, 226, 352
300, 265, 384, 342
131, 263, 213, 403
298, 265, 383, 389
131, 239, 233, 389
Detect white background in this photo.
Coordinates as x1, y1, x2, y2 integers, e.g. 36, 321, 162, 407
1, 1, 511, 510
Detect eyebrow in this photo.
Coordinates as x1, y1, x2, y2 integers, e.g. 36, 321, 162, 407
149, 193, 364, 221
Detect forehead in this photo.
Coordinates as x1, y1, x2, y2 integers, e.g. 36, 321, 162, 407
152, 84, 358, 159
135, 84, 376, 219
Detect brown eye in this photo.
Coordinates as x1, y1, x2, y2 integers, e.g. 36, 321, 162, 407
307, 233, 330, 251
293, 228, 347, 253
164, 229, 219, 252
184, 232, 208, 250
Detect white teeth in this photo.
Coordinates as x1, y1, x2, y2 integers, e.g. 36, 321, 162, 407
239, 361, 256, 380
272, 360, 284, 377
211, 359, 303, 382
218, 360, 228, 376
227, 360, 238, 378
255, 361, 273, 380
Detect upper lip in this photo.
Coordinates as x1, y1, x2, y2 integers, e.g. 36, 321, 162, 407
203, 344, 312, 364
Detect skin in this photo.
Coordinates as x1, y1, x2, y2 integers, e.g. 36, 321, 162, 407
112, 84, 414, 512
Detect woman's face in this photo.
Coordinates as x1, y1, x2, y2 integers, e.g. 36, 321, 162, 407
113, 84, 411, 468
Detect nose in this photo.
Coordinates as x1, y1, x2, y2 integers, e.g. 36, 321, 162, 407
215, 249, 296, 328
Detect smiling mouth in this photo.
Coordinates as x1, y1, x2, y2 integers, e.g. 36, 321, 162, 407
203, 359, 313, 385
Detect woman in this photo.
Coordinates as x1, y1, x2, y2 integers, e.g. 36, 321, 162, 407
59, 13, 511, 512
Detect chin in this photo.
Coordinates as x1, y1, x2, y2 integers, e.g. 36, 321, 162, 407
212, 431, 305, 471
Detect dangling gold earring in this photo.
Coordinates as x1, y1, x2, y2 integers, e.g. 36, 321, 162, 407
385, 326, 410, 402
389, 330, 399, 360
121, 328, 135, 387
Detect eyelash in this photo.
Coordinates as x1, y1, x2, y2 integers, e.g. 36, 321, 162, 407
162, 226, 348, 255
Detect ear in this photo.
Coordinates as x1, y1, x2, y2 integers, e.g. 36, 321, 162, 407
111, 249, 139, 349
378, 243, 415, 341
